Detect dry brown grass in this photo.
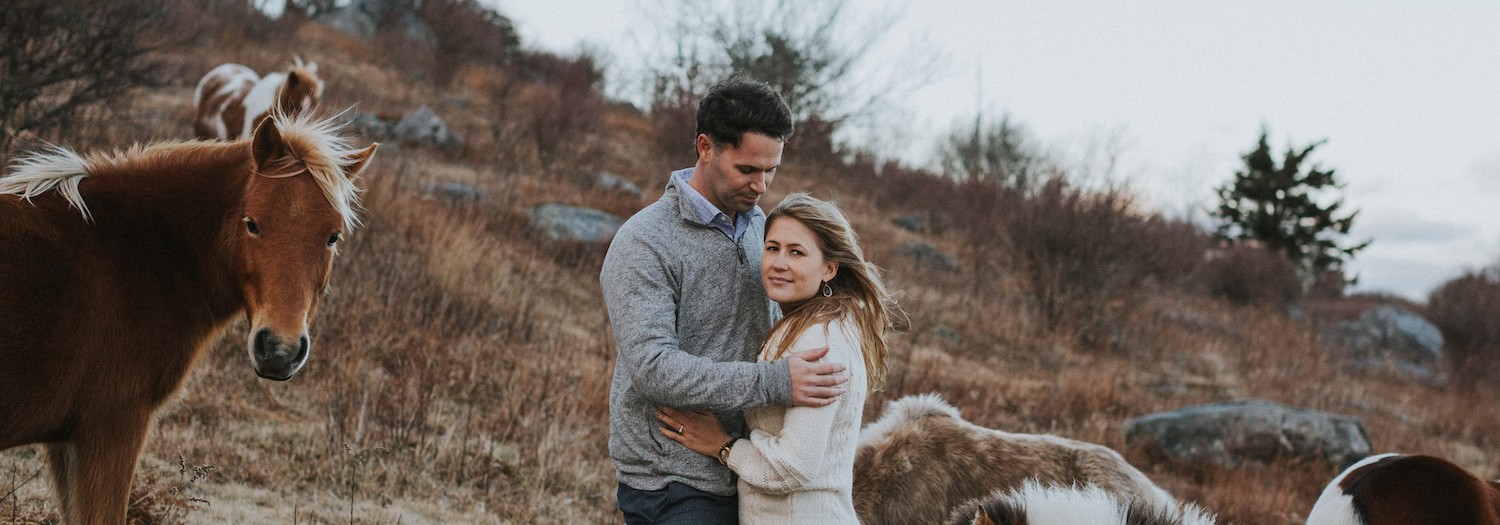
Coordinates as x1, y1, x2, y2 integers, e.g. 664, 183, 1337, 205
3, 17, 1497, 525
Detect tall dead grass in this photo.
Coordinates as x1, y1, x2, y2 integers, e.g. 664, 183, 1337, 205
3, 13, 1498, 525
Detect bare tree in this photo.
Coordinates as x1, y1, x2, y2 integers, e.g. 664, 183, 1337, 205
938, 112, 1041, 192
0, 0, 172, 166
640, 0, 941, 162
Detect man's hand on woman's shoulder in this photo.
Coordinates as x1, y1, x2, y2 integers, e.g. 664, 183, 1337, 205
789, 346, 847, 407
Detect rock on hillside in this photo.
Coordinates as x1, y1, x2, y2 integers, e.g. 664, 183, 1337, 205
350, 106, 464, 152
318, 0, 434, 45
1124, 399, 1372, 468
527, 204, 622, 243
894, 242, 960, 273
390, 106, 464, 151
1323, 305, 1444, 372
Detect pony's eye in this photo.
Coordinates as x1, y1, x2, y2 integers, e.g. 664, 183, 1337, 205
244, 217, 260, 235
327, 233, 341, 247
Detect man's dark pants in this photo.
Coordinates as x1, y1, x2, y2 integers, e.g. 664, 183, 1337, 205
618, 482, 737, 524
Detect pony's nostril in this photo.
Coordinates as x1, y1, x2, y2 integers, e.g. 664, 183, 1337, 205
253, 327, 272, 359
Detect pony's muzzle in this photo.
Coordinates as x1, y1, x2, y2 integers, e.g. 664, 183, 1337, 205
251, 327, 310, 381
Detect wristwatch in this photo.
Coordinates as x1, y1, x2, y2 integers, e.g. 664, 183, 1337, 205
718, 438, 738, 466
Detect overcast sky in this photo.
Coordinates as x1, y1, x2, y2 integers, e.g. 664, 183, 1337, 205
491, 0, 1500, 301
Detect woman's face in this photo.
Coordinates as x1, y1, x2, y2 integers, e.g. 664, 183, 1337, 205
761, 217, 837, 309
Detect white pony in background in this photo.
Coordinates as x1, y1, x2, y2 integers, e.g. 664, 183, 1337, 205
193, 57, 324, 140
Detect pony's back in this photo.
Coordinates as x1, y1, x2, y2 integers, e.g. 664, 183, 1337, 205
949, 481, 1217, 525
238, 60, 323, 139
194, 63, 259, 140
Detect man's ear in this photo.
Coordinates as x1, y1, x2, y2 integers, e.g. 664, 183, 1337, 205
695, 134, 714, 160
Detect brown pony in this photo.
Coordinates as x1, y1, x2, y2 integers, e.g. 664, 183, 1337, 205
854, 393, 1177, 525
0, 112, 377, 524
1306, 453, 1500, 525
193, 57, 325, 140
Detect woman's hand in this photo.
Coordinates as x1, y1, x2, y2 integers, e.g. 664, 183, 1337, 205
657, 406, 732, 458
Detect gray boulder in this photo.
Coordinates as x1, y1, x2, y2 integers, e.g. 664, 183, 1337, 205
527, 204, 622, 243
347, 112, 393, 140
590, 172, 642, 197
318, 0, 434, 46
319, 6, 378, 39
891, 211, 950, 233
892, 214, 927, 232
1124, 399, 1372, 468
1325, 305, 1444, 369
895, 242, 959, 273
423, 182, 484, 202
391, 106, 463, 152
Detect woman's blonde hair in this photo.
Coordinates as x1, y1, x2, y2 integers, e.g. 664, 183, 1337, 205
763, 192, 901, 391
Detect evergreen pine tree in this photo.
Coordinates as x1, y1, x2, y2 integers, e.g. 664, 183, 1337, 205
1213, 131, 1370, 288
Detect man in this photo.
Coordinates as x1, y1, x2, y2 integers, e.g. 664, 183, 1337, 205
600, 78, 849, 524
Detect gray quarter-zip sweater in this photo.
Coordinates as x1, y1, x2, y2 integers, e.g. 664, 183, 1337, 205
600, 170, 791, 496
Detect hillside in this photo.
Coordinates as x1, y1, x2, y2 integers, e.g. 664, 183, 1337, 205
2, 9, 1496, 525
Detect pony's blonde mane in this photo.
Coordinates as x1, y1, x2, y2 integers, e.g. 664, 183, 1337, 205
260, 110, 363, 230
0, 112, 364, 228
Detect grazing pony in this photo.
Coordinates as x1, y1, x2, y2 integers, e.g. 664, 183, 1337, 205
1305, 453, 1500, 525
854, 393, 1177, 525
194, 57, 325, 140
947, 480, 1217, 525
0, 112, 377, 525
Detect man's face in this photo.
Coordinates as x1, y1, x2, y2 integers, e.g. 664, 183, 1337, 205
695, 132, 783, 215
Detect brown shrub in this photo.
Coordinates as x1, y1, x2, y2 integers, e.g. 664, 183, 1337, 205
1426, 267, 1500, 393
515, 52, 607, 170
647, 83, 702, 170
422, 0, 521, 85
1195, 241, 1303, 308
1004, 177, 1209, 347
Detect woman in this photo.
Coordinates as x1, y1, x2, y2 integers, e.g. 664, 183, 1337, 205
656, 192, 899, 523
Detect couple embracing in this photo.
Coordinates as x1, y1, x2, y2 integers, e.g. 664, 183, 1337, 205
599, 78, 899, 524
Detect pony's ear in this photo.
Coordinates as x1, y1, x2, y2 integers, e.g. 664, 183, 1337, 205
343, 143, 379, 180
251, 118, 288, 173
286, 70, 301, 89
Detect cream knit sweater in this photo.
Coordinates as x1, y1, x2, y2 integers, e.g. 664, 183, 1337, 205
727, 317, 868, 524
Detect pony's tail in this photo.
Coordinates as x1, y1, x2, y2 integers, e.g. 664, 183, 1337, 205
858, 393, 961, 446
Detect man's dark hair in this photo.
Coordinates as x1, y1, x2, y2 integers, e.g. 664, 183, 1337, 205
695, 77, 794, 149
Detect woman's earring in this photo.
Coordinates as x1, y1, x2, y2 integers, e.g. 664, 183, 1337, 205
822, 281, 833, 298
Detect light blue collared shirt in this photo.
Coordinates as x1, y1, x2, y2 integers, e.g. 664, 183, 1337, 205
671, 168, 762, 242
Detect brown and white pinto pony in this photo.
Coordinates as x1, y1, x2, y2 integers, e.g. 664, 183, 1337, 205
1306, 453, 1500, 525
853, 393, 1178, 525
0, 113, 377, 525
194, 57, 325, 140
947, 480, 1217, 525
